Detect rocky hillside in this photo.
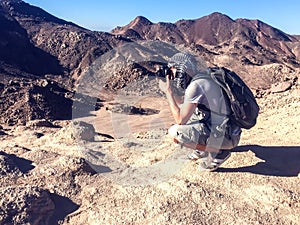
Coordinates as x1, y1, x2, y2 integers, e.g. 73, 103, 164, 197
0, 84, 299, 225
112, 13, 300, 63
0, 0, 128, 84
112, 14, 300, 89
0, 0, 130, 125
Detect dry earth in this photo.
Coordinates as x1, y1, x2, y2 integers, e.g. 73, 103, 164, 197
0, 87, 300, 225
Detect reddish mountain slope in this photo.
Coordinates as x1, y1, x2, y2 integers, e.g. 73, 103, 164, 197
112, 13, 300, 89
112, 13, 300, 66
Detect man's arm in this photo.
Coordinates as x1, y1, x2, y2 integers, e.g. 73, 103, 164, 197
159, 77, 196, 125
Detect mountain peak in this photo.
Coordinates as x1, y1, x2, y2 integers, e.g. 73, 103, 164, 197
202, 12, 234, 23
111, 16, 153, 35
0, 0, 82, 28
131, 16, 153, 26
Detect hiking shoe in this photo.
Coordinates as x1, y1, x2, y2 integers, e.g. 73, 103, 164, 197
188, 150, 208, 160
198, 150, 231, 172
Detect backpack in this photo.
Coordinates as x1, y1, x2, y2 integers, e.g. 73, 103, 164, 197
192, 67, 260, 129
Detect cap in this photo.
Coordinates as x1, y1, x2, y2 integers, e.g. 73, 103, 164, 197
168, 52, 197, 77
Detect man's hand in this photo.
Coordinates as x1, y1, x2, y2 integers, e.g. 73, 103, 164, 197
158, 77, 171, 94
158, 67, 195, 125
158, 70, 175, 95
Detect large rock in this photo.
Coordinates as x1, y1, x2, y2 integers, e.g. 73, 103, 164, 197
71, 121, 96, 141
0, 79, 73, 125
54, 121, 96, 143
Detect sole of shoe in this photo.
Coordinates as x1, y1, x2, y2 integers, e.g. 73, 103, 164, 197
198, 151, 231, 172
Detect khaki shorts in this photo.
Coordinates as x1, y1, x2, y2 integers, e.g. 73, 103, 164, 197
168, 113, 241, 150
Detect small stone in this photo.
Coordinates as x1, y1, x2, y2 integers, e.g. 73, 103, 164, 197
270, 81, 292, 93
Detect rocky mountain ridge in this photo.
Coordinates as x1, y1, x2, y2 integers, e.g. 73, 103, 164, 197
1, 1, 299, 87
112, 14, 300, 90
112, 13, 300, 67
0, 0, 129, 84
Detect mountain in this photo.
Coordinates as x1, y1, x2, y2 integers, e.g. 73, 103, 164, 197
112, 13, 300, 89
1, 0, 299, 88
112, 13, 299, 60
0, 0, 129, 125
0, 0, 128, 84
0, 0, 63, 79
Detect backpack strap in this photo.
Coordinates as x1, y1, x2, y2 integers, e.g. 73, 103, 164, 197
191, 73, 210, 82
209, 67, 235, 102
191, 72, 233, 139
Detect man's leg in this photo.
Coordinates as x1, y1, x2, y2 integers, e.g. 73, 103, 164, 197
168, 123, 232, 170
168, 124, 218, 152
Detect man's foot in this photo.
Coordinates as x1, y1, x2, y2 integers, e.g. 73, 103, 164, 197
198, 150, 231, 171
188, 150, 208, 160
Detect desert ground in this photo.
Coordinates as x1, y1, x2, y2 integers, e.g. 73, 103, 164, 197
0, 86, 299, 225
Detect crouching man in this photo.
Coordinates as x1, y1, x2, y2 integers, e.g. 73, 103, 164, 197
158, 53, 241, 171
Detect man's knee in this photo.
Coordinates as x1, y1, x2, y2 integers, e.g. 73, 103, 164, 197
168, 124, 180, 138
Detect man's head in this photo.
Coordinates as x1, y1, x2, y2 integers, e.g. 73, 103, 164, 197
168, 52, 197, 78
168, 52, 197, 93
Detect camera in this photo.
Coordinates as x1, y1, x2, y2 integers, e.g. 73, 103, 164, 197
155, 65, 172, 79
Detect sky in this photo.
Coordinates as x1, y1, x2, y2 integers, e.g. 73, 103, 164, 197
24, 0, 300, 35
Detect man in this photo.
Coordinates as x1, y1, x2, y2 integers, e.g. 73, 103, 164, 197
158, 52, 241, 171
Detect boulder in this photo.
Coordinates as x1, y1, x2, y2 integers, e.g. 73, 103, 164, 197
71, 121, 96, 141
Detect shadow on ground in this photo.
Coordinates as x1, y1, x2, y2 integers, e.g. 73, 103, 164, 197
0, 151, 35, 173
49, 194, 80, 225
218, 145, 300, 177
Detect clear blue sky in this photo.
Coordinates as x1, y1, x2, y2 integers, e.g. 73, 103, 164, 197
24, 0, 300, 35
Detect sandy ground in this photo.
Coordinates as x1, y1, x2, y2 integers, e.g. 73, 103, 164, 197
0, 88, 299, 225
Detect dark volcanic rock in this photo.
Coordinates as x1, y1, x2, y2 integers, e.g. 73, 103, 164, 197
109, 103, 160, 115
